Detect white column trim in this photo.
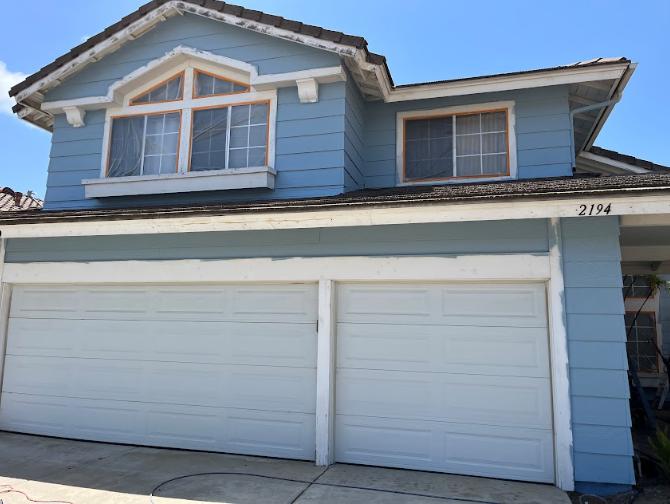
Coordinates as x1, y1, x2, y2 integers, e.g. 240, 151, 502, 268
316, 279, 336, 465
547, 217, 575, 491
0, 240, 10, 406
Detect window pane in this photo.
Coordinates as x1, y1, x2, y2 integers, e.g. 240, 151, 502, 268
250, 104, 268, 124
482, 154, 507, 174
108, 116, 144, 177
229, 127, 248, 149
194, 71, 249, 98
404, 116, 453, 181
249, 125, 267, 147
456, 114, 480, 134
231, 105, 250, 127
456, 134, 480, 156
191, 108, 229, 172
248, 147, 266, 166
142, 112, 179, 174
131, 74, 183, 104
481, 112, 506, 132
228, 149, 247, 168
482, 132, 507, 154
456, 155, 481, 176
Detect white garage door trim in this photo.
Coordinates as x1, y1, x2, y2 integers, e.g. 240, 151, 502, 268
0, 241, 573, 490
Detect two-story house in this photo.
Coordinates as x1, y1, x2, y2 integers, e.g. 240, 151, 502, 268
1, 0, 670, 496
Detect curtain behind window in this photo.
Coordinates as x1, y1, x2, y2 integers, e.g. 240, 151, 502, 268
108, 116, 144, 177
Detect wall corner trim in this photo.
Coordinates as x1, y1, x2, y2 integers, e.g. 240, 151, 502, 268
548, 217, 576, 491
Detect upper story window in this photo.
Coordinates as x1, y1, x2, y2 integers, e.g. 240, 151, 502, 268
193, 70, 248, 98
101, 64, 276, 182
130, 72, 184, 105
397, 102, 516, 185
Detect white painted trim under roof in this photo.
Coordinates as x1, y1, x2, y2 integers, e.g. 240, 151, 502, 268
40, 46, 346, 117
395, 101, 517, 186
0, 252, 573, 489
3, 192, 669, 239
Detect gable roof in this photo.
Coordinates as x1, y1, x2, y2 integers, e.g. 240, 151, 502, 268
0, 187, 43, 211
9, 0, 634, 157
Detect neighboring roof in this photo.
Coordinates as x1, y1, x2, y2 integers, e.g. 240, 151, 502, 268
589, 146, 669, 172
1, 173, 669, 226
0, 187, 43, 212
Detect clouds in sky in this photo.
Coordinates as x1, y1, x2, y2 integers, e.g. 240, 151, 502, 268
0, 61, 26, 116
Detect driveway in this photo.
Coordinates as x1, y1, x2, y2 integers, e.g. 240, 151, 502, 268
0, 432, 569, 504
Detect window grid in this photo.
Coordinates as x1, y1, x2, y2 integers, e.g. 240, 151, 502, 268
625, 311, 659, 373
141, 113, 180, 175
404, 110, 509, 182
190, 102, 269, 172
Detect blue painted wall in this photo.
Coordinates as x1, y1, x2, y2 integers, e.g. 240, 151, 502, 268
4, 217, 635, 489
562, 216, 635, 490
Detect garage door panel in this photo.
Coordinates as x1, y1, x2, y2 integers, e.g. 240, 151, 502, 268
1, 283, 318, 461
335, 415, 554, 483
10, 284, 318, 323
337, 283, 547, 327
337, 369, 552, 429
0, 393, 315, 458
337, 323, 549, 377
335, 281, 554, 483
3, 355, 316, 413
7, 318, 316, 367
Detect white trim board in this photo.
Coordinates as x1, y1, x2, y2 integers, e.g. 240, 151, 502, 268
547, 218, 574, 491
2, 255, 551, 285
3, 192, 670, 238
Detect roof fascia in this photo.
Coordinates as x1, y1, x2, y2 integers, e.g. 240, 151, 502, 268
385, 63, 630, 102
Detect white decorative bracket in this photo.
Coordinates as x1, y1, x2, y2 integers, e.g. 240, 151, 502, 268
63, 106, 86, 128
296, 78, 319, 103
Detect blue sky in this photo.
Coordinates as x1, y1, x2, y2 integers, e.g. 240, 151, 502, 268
0, 0, 668, 197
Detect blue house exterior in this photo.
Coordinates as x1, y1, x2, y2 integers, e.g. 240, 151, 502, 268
2, 0, 669, 496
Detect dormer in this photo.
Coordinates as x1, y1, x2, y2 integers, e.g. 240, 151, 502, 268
38, 47, 346, 198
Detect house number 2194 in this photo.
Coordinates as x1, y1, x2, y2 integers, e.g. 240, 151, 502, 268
577, 203, 612, 216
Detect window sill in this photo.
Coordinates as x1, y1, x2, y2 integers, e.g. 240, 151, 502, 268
397, 174, 515, 186
82, 167, 276, 198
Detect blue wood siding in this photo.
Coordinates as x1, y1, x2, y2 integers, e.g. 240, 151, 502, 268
43, 13, 348, 209
44, 14, 340, 102
562, 216, 635, 488
45, 81, 349, 209
344, 76, 365, 191
362, 85, 573, 188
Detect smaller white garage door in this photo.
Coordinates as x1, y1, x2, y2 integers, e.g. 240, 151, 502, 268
0, 283, 317, 460
335, 282, 555, 483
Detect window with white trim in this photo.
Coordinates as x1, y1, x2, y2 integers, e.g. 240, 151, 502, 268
104, 66, 274, 179
398, 103, 515, 184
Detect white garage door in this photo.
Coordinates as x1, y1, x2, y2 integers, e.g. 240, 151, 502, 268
0, 283, 317, 460
335, 282, 555, 483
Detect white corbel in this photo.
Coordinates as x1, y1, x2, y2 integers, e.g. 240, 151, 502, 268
63, 106, 86, 128
296, 78, 319, 103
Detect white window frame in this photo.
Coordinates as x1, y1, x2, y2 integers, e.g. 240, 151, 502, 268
396, 101, 517, 186
99, 60, 277, 179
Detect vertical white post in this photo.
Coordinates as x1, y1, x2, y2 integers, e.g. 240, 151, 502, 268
315, 279, 336, 466
548, 217, 575, 491
0, 239, 10, 405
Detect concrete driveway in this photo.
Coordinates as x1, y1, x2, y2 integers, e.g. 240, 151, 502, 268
0, 432, 569, 504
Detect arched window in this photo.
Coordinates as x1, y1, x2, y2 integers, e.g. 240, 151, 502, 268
104, 64, 274, 179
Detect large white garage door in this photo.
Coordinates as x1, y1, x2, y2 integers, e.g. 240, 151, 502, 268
335, 282, 555, 483
0, 283, 317, 460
